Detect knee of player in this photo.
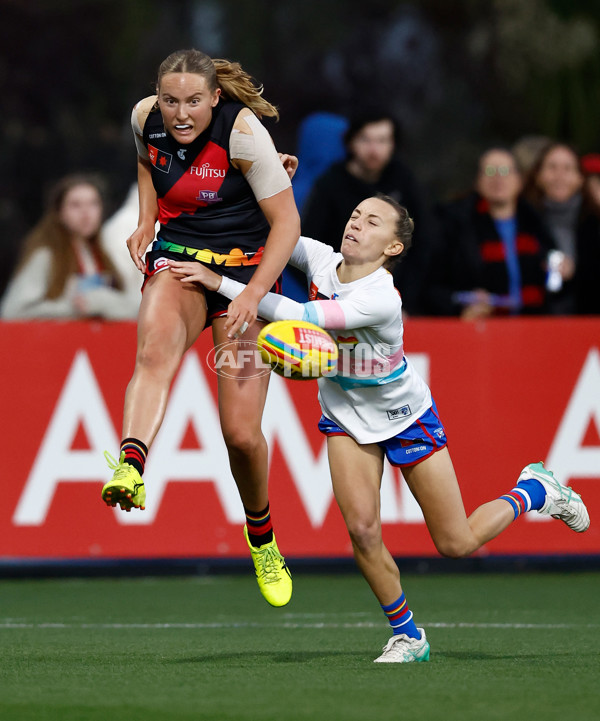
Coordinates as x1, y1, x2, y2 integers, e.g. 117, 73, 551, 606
135, 344, 180, 377
347, 515, 382, 553
135, 326, 186, 372
433, 536, 474, 559
221, 424, 264, 456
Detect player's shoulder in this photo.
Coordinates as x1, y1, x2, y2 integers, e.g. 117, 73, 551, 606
369, 266, 398, 287
232, 105, 262, 135
298, 236, 340, 264
363, 268, 402, 303
299, 235, 334, 252
132, 96, 158, 132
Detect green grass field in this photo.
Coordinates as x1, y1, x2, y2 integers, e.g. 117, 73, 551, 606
0, 570, 598, 721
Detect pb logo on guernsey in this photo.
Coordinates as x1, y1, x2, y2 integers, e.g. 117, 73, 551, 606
148, 145, 172, 173
196, 190, 223, 204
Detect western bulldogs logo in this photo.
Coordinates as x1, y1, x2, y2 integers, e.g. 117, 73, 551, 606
387, 405, 411, 420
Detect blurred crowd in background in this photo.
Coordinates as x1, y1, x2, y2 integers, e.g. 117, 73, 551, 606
1, 0, 599, 320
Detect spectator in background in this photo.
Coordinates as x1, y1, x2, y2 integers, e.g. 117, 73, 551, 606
0, 174, 139, 319
301, 111, 434, 315
524, 142, 600, 315
426, 148, 554, 319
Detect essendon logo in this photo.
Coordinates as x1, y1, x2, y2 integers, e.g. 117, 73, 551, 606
148, 144, 172, 173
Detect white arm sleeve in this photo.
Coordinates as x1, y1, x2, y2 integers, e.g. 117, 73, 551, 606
219, 276, 395, 330
289, 236, 339, 275
229, 114, 291, 201
219, 276, 305, 322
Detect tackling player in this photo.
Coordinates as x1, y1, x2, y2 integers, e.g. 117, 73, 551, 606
168, 194, 590, 662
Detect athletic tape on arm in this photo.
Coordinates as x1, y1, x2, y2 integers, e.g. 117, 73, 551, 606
131, 103, 150, 161
230, 115, 291, 201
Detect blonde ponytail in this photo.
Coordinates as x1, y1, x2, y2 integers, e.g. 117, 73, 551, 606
213, 58, 279, 120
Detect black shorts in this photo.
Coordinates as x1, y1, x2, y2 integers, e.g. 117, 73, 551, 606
144, 246, 282, 324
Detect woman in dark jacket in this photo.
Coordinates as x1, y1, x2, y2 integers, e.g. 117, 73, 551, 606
524, 142, 600, 315
426, 148, 554, 319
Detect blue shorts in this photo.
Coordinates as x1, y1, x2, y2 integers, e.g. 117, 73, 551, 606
318, 401, 448, 467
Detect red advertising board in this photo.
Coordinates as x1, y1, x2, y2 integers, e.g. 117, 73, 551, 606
0, 318, 598, 560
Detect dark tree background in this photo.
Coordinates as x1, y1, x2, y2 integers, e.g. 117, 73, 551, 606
1, 0, 599, 293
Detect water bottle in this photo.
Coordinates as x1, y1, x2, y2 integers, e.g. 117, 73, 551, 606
546, 251, 564, 292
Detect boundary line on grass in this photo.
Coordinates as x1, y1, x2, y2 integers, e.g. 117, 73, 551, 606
0, 621, 598, 630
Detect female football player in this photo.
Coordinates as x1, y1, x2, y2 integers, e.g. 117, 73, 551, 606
101, 48, 300, 608
168, 193, 589, 662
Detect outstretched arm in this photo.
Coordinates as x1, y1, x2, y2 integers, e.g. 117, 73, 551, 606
168, 258, 304, 328
167, 260, 393, 332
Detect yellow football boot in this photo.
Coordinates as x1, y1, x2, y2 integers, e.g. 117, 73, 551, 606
243, 525, 292, 607
101, 451, 146, 511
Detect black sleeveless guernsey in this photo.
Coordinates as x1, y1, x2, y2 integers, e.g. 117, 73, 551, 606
143, 99, 270, 265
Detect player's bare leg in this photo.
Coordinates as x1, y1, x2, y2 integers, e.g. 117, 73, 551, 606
102, 271, 207, 511
213, 318, 292, 606
212, 318, 270, 508
403, 447, 521, 557
123, 271, 208, 444
327, 436, 405, 603
327, 435, 429, 662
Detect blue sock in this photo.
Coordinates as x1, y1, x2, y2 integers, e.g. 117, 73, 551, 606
500, 478, 546, 520
517, 478, 546, 510
381, 593, 420, 639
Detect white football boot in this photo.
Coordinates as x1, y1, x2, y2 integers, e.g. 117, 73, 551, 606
374, 628, 430, 664
518, 462, 590, 533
